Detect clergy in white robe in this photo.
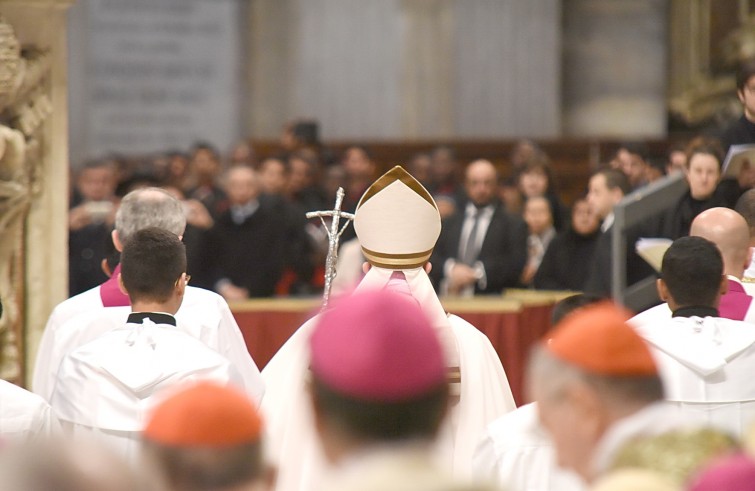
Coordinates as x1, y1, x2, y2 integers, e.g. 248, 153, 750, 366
634, 236, 755, 438
633, 207, 755, 326
33, 187, 263, 403
0, 379, 60, 440
50, 228, 244, 463
473, 403, 586, 491
308, 289, 497, 491
262, 167, 515, 491
34, 285, 262, 404
142, 382, 267, 491
528, 303, 685, 483
51, 315, 243, 461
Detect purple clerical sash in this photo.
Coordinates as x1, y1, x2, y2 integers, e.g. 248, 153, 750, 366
99, 264, 130, 307
719, 279, 753, 321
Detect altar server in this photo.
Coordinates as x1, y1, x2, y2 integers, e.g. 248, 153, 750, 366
634, 236, 755, 438
33, 187, 263, 403
51, 228, 243, 461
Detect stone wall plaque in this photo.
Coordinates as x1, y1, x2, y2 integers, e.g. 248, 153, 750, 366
69, 0, 245, 165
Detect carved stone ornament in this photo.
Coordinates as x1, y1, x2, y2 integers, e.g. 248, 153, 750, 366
0, 13, 53, 379
0, 16, 21, 111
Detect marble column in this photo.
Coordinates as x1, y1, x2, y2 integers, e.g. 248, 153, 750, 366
399, 0, 455, 138
0, 0, 74, 384
562, 0, 669, 137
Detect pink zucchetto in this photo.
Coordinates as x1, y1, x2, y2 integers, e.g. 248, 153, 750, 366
689, 454, 755, 491
309, 289, 446, 402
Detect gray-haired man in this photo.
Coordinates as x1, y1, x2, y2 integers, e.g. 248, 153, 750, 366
33, 187, 264, 404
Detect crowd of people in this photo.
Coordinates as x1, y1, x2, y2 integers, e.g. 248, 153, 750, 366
6, 57, 755, 488
4, 47, 750, 491
67, 61, 755, 303
62, 135, 712, 300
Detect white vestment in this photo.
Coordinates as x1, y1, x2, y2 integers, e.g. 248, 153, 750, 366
473, 403, 586, 491
744, 252, 755, 285
261, 267, 516, 491
634, 315, 755, 438
330, 238, 365, 297
590, 403, 691, 478
50, 318, 244, 462
628, 302, 672, 328
33, 285, 264, 404
0, 379, 60, 440
322, 444, 497, 491
742, 255, 755, 295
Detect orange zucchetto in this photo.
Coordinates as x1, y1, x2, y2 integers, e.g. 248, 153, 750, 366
144, 382, 262, 447
544, 302, 658, 376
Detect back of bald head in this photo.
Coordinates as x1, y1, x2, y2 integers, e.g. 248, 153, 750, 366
690, 208, 750, 276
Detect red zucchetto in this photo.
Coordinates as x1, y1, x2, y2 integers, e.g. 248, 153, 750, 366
144, 382, 262, 447
544, 302, 658, 376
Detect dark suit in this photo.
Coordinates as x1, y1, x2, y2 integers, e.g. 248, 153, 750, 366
430, 202, 528, 294
198, 201, 287, 297
583, 223, 654, 298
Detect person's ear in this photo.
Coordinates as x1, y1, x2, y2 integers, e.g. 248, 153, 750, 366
101, 259, 112, 278
111, 229, 123, 252
656, 278, 670, 302
117, 273, 127, 295
424, 262, 432, 274
738, 89, 746, 105
361, 262, 371, 274
175, 273, 188, 297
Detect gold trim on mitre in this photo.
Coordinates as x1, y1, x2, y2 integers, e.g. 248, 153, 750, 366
361, 247, 434, 270
357, 166, 437, 210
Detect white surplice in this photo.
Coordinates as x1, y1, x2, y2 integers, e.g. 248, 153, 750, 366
0, 379, 60, 440
322, 444, 497, 491
634, 315, 755, 438
50, 318, 244, 462
473, 403, 586, 491
33, 286, 264, 404
261, 266, 516, 491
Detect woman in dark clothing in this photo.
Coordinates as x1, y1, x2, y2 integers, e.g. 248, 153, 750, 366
517, 156, 570, 232
656, 137, 734, 240
534, 198, 600, 291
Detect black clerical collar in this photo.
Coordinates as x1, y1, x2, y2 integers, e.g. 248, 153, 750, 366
671, 306, 718, 318
127, 312, 177, 326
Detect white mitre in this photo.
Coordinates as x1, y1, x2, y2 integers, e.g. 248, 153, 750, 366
353, 166, 460, 369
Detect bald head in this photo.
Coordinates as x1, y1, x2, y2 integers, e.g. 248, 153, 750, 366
690, 208, 751, 277
465, 159, 498, 207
